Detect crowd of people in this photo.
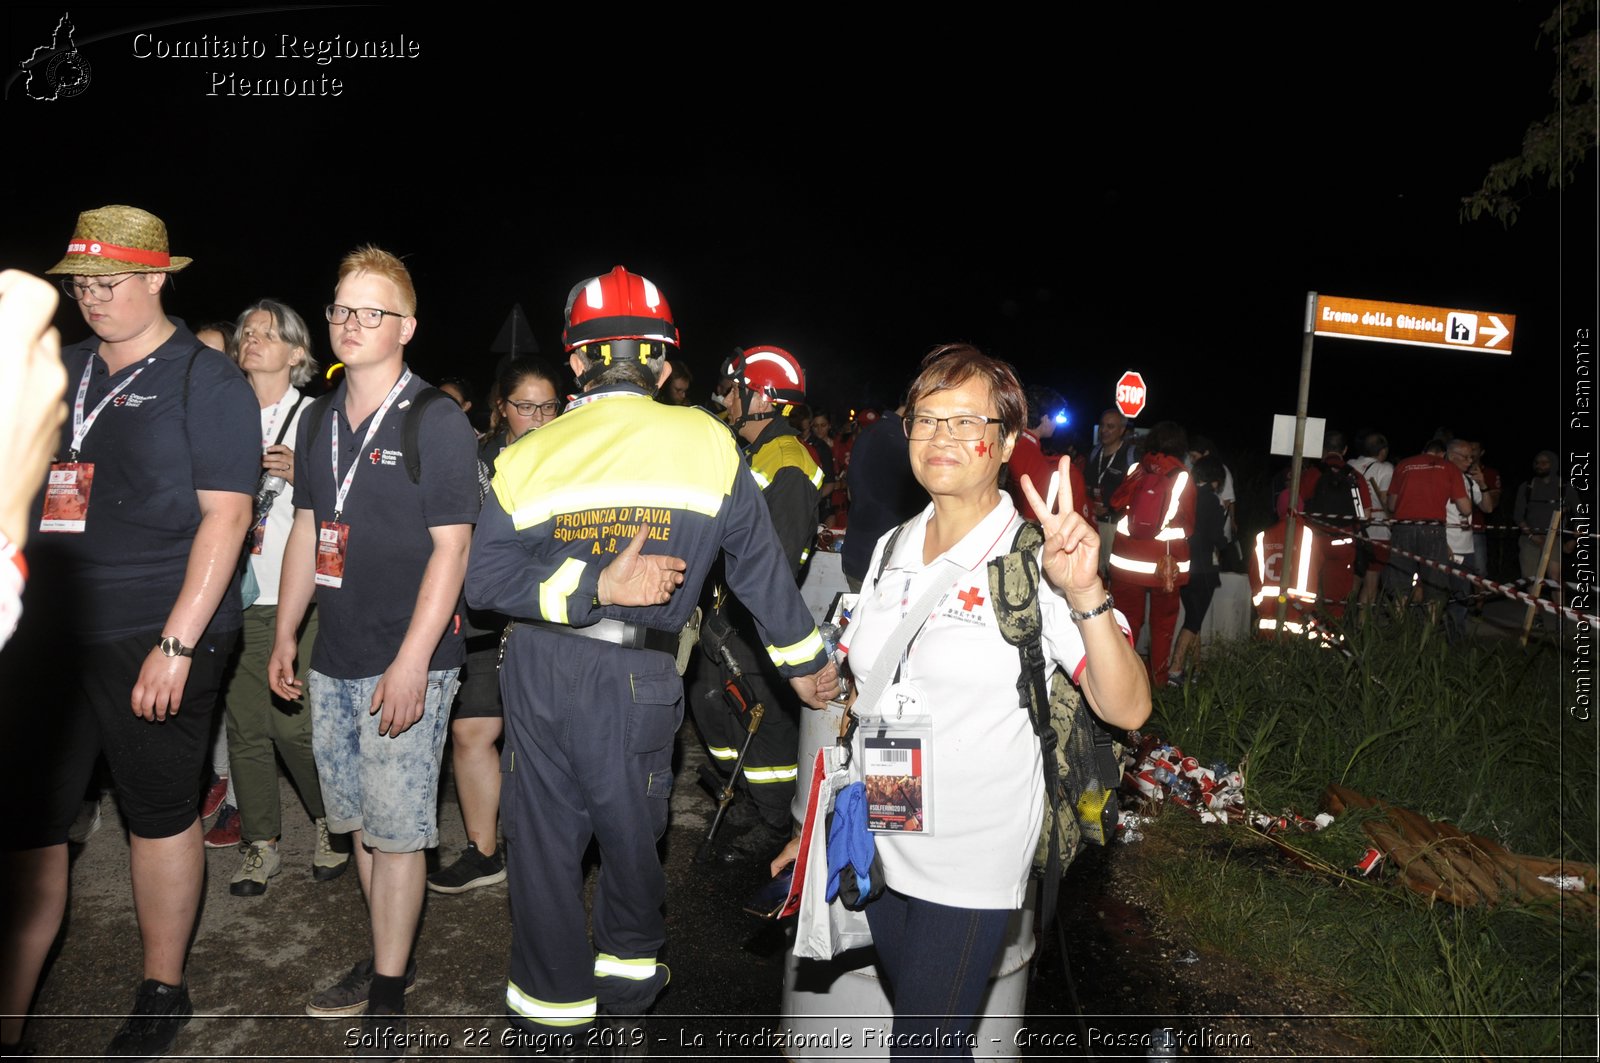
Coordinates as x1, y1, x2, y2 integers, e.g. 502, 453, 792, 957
0, 203, 1577, 1063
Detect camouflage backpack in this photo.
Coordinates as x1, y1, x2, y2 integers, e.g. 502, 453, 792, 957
987, 520, 1125, 924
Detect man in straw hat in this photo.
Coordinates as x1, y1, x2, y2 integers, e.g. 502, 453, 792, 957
0, 205, 259, 1060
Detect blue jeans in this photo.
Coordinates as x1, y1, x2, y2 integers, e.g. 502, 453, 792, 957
865, 887, 1011, 1060
309, 668, 458, 852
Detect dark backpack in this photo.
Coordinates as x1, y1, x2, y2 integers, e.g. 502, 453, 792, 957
1124, 465, 1180, 539
1307, 461, 1365, 523
302, 387, 450, 486
986, 521, 1125, 930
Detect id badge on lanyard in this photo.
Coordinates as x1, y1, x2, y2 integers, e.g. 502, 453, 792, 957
316, 369, 411, 588
40, 463, 96, 533
315, 521, 350, 587
856, 681, 935, 835
40, 357, 147, 534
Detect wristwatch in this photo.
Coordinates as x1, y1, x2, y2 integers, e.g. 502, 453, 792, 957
1068, 593, 1116, 623
158, 635, 194, 658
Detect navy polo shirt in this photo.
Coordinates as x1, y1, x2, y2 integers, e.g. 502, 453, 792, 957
841, 415, 927, 582
30, 322, 259, 642
293, 370, 480, 679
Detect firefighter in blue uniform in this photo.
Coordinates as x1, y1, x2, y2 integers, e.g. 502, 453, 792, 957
691, 346, 824, 859
464, 267, 838, 1053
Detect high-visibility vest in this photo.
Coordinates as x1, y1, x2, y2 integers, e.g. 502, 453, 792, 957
1249, 520, 1325, 638
1108, 464, 1192, 588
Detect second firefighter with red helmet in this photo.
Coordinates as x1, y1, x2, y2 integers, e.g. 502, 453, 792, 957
692, 344, 825, 861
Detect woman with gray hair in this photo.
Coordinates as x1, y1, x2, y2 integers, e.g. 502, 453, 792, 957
206, 298, 348, 895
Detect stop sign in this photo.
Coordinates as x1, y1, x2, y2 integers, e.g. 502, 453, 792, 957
1115, 370, 1147, 418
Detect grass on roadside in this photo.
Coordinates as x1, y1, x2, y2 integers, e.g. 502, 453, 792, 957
1131, 607, 1597, 1059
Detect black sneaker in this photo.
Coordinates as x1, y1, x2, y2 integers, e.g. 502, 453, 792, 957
426, 842, 506, 894
104, 979, 192, 1062
354, 1006, 408, 1061
305, 957, 417, 1019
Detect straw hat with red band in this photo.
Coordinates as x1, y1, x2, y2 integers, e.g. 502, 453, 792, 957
44, 205, 192, 276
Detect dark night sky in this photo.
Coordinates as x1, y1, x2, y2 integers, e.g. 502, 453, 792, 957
4, 2, 1596, 485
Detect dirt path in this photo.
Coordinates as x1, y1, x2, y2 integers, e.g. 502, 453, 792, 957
24, 730, 1372, 1061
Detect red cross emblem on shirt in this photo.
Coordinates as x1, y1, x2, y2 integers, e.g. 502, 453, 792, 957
369, 447, 383, 464
957, 586, 986, 611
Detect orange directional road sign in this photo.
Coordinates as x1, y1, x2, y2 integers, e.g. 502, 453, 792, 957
1313, 295, 1514, 355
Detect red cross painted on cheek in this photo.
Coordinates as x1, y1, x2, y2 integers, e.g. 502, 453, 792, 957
974, 441, 989, 456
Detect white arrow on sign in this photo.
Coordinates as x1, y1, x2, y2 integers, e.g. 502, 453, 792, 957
1481, 316, 1510, 348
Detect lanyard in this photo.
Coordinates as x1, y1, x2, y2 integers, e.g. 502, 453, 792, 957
329, 369, 411, 520
262, 392, 290, 448
70, 356, 149, 459
562, 389, 634, 413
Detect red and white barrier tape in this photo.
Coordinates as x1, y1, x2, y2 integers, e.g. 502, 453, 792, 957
1299, 510, 1580, 536
1298, 515, 1598, 629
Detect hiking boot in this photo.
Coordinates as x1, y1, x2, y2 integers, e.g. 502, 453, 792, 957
426, 841, 506, 894
312, 818, 350, 882
68, 797, 102, 845
354, 1005, 408, 1061
104, 978, 192, 1062
200, 773, 229, 819
306, 956, 417, 1019
203, 804, 240, 849
230, 840, 281, 897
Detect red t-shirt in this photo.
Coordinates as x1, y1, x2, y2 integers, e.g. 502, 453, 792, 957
1388, 454, 1468, 522
1007, 430, 1093, 523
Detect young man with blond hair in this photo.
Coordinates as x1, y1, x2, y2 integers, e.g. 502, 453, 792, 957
269, 246, 478, 1053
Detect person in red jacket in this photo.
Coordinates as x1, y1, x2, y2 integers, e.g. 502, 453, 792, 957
1008, 385, 1092, 525
1108, 421, 1195, 687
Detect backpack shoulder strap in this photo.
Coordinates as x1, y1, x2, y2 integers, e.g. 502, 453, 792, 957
985, 519, 1053, 755
272, 393, 308, 447
870, 518, 912, 589
302, 392, 336, 447
401, 387, 448, 485
181, 347, 201, 409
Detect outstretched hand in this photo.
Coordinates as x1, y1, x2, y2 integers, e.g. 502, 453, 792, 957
597, 524, 687, 607
1019, 456, 1104, 600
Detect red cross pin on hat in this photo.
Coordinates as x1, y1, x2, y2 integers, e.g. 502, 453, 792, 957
44, 205, 192, 275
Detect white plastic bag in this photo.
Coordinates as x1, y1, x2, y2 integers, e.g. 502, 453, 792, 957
792, 745, 873, 959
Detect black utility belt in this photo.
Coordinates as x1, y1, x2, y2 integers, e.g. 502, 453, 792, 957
513, 617, 680, 655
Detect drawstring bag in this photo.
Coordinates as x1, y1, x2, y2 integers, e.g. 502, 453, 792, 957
826, 781, 884, 910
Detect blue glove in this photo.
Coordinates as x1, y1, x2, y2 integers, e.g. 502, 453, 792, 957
825, 782, 878, 906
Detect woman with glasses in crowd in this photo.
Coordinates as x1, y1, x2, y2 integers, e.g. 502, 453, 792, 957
429, 357, 562, 894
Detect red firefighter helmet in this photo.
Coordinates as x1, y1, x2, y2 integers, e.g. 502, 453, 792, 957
721, 345, 807, 406
562, 265, 679, 352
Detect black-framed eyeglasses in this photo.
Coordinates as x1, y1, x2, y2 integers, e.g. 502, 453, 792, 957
904, 414, 1004, 441
61, 275, 138, 303
505, 398, 561, 419
325, 304, 404, 328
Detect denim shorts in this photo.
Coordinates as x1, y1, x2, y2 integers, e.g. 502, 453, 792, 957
309, 668, 459, 852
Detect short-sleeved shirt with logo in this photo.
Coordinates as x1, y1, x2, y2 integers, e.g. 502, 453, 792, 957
292, 371, 480, 679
